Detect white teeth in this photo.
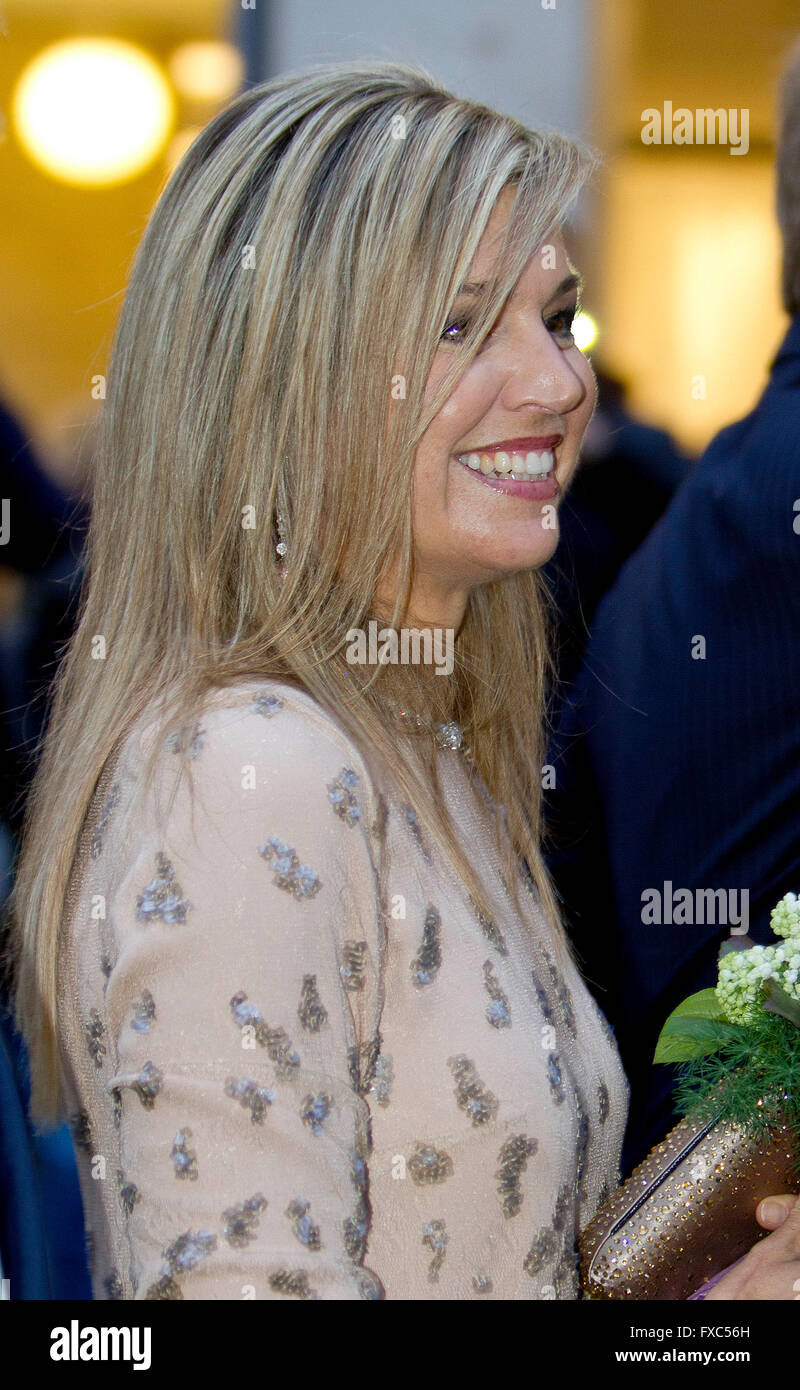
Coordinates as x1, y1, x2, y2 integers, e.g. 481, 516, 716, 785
457, 446, 556, 479
525, 449, 554, 476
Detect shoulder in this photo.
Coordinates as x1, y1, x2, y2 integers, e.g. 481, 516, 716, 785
122, 679, 380, 843
135, 680, 369, 770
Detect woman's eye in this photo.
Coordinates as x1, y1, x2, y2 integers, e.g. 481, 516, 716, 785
440, 314, 472, 344
546, 305, 578, 343
441, 304, 579, 347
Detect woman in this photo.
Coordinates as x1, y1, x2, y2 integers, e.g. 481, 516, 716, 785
7, 61, 795, 1301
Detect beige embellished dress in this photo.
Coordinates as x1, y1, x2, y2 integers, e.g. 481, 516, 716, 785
58, 679, 628, 1300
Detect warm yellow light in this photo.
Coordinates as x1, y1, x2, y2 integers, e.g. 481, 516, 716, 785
164, 126, 204, 174
573, 310, 598, 352
168, 41, 244, 103
12, 38, 174, 187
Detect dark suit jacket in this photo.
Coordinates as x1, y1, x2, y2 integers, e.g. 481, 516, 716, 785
547, 312, 800, 1173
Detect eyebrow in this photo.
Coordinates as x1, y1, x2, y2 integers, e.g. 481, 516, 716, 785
452, 271, 583, 303
545, 272, 583, 304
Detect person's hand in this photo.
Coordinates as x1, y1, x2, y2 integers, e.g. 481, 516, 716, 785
704, 1194, 800, 1299
755, 1193, 798, 1231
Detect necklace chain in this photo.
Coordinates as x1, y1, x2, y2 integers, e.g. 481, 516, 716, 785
382, 699, 475, 766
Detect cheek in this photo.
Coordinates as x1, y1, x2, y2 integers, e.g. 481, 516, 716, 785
574, 355, 598, 425
423, 357, 501, 451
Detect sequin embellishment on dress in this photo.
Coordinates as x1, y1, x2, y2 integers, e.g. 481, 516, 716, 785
343, 1152, 370, 1260
368, 1050, 393, 1106
84, 1009, 106, 1067
258, 836, 321, 899
135, 852, 192, 925
268, 1269, 318, 1299
90, 782, 121, 859
407, 1143, 454, 1186
297, 974, 328, 1032
575, 1102, 590, 1200
347, 1035, 380, 1095
371, 792, 389, 843
531, 970, 555, 1025
300, 1093, 332, 1135
130, 990, 156, 1034
252, 693, 283, 718
547, 1052, 565, 1105
145, 1230, 217, 1299
286, 1198, 321, 1250
339, 940, 368, 991
130, 1061, 163, 1109
410, 906, 442, 987
327, 768, 362, 826
229, 990, 301, 1075
171, 1129, 198, 1180
422, 1220, 448, 1282
470, 897, 508, 956
222, 1194, 268, 1247
482, 960, 511, 1028
448, 1055, 499, 1127
70, 1109, 92, 1154
403, 805, 433, 865
495, 1134, 538, 1218
523, 1227, 557, 1278
540, 946, 577, 1038
224, 1076, 276, 1124
553, 1179, 574, 1234
118, 1172, 140, 1216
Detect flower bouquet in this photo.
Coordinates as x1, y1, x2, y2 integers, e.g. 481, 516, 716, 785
579, 893, 800, 1300
657, 891, 800, 1144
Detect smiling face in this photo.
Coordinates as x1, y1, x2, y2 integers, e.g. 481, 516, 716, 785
399, 185, 596, 627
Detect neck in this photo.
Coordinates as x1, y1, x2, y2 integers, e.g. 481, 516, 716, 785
374, 574, 469, 634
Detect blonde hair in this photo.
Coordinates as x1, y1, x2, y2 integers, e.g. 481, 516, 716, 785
7, 59, 597, 1123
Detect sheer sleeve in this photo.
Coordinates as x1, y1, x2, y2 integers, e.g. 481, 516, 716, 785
104, 695, 386, 1300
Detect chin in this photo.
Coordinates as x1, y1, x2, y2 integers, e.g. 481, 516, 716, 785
484, 532, 561, 576
533, 532, 560, 568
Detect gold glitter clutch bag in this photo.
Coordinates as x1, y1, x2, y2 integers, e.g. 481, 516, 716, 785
579, 1110, 800, 1300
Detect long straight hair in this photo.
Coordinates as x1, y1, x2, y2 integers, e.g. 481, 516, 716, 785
8, 60, 597, 1123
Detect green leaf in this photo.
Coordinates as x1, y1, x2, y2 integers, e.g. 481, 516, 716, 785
667, 988, 726, 1021
653, 1032, 706, 1064
653, 988, 727, 1062
653, 997, 746, 1064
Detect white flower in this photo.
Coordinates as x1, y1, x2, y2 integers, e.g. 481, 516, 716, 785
716, 945, 777, 1023
770, 893, 800, 940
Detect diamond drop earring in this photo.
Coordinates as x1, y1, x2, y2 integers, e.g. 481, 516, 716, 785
275, 510, 288, 561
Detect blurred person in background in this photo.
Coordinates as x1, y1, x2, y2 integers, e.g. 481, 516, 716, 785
0, 401, 90, 865
546, 38, 800, 1179
0, 396, 91, 1297
543, 365, 694, 701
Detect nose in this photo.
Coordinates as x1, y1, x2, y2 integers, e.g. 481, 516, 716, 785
499, 328, 590, 418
